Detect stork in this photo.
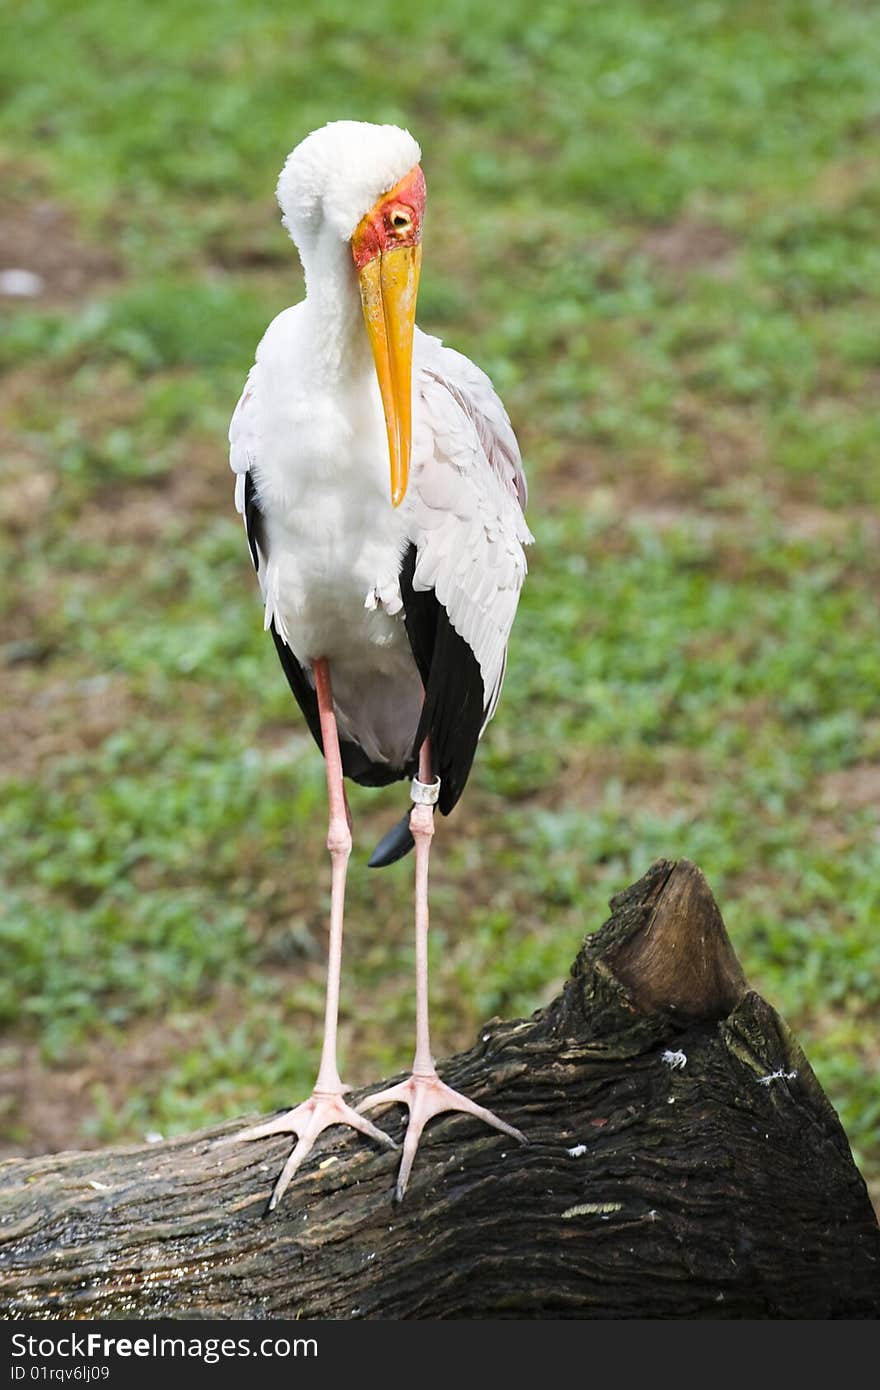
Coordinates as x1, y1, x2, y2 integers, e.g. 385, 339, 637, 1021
228, 121, 532, 1206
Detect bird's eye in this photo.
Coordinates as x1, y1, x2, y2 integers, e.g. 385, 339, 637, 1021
390, 210, 412, 232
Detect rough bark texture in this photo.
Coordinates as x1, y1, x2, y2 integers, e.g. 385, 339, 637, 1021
1, 859, 878, 1319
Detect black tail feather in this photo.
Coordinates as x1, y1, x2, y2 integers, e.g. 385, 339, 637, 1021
368, 809, 415, 868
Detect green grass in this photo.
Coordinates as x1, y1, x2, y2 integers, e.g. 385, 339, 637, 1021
1, 0, 878, 1205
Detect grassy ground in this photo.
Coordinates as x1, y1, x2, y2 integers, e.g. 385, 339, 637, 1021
1, 1, 878, 1210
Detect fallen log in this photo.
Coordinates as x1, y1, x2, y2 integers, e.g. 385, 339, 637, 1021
1, 858, 878, 1319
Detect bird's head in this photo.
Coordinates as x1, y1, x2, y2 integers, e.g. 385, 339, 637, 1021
277, 121, 426, 507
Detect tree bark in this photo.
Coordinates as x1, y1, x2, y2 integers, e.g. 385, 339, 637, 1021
1, 859, 878, 1319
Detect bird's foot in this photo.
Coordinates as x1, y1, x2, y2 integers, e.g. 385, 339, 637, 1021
229, 1089, 396, 1210
358, 1069, 527, 1201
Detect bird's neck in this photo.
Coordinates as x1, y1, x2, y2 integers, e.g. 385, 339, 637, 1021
299, 232, 372, 382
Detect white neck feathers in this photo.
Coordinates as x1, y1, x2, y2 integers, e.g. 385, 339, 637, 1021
298, 230, 370, 379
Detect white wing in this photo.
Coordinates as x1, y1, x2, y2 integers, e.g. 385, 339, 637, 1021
229, 362, 282, 638
408, 332, 533, 718
230, 360, 257, 525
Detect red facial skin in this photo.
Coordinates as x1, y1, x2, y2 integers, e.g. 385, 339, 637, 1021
351, 165, 426, 270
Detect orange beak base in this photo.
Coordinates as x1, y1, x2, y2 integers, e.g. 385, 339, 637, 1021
352, 166, 426, 508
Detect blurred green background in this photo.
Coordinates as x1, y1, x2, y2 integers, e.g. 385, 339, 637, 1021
1, 0, 878, 1212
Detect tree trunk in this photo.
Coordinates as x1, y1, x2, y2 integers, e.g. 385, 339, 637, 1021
1, 859, 878, 1319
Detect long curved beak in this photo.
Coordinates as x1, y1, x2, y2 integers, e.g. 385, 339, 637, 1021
357, 244, 421, 508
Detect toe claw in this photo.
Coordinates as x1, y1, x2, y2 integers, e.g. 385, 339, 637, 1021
267, 1136, 313, 1210
393, 1125, 423, 1203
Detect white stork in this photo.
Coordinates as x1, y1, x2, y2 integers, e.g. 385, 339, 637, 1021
228, 121, 532, 1206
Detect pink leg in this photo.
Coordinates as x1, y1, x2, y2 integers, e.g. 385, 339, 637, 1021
312, 655, 350, 1094
412, 739, 437, 1077
230, 658, 394, 1209
359, 739, 526, 1200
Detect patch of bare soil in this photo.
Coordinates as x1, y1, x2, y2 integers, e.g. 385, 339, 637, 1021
639, 217, 738, 274
0, 667, 134, 781
538, 401, 769, 517
204, 197, 290, 270
684, 402, 769, 468
818, 763, 880, 813
533, 446, 616, 510
0, 184, 119, 306
0, 1016, 192, 1158
2, 361, 227, 550
454, 746, 712, 824
539, 437, 879, 568
777, 501, 880, 545
0, 368, 60, 537
0, 460, 54, 532
548, 747, 712, 819
69, 437, 228, 547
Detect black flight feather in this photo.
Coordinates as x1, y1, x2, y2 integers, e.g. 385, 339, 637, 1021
369, 547, 485, 866
398, 543, 485, 817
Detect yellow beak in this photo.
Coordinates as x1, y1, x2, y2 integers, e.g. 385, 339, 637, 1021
357, 244, 421, 508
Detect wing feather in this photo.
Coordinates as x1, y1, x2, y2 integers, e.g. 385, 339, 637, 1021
401, 333, 532, 812
408, 334, 532, 714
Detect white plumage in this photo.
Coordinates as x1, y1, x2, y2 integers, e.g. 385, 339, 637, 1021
229, 124, 531, 772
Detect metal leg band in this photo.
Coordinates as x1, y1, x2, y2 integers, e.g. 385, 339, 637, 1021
410, 776, 441, 806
